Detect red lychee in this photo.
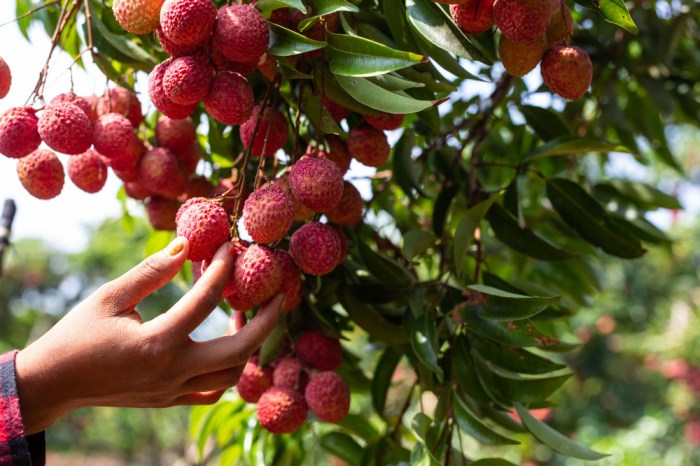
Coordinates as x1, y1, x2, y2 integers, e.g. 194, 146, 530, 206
347, 124, 390, 168
180, 175, 214, 201
138, 147, 180, 197
243, 183, 295, 244
38, 102, 93, 155
163, 56, 212, 105
499, 34, 548, 77
289, 156, 344, 213
273, 357, 307, 390
212, 4, 269, 64
239, 105, 289, 157
322, 97, 350, 123
123, 179, 153, 200
295, 330, 343, 371
289, 222, 342, 276
304, 372, 350, 422
494, 0, 552, 42
546, 0, 574, 46
67, 149, 108, 193
160, 0, 217, 47
0, 107, 41, 159
0, 57, 10, 99
274, 175, 313, 222
155, 116, 197, 155
325, 182, 363, 226
112, 0, 164, 34
93, 113, 142, 168
257, 386, 308, 434
203, 71, 254, 125
96, 87, 144, 128
450, 0, 495, 35
156, 26, 206, 57
148, 59, 198, 119
233, 244, 283, 307
363, 112, 405, 131
541, 45, 592, 100
17, 149, 64, 200
273, 249, 303, 312
306, 138, 351, 175
175, 197, 230, 262
178, 143, 202, 173
332, 225, 348, 266
257, 53, 278, 81
237, 356, 273, 403
50, 93, 94, 122
146, 196, 181, 230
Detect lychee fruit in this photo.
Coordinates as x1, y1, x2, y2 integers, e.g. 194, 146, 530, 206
180, 175, 213, 201
363, 112, 405, 131
0, 107, 41, 158
304, 372, 350, 423
289, 156, 344, 213
494, 0, 552, 42
112, 0, 164, 34
203, 71, 254, 125
273, 357, 307, 390
123, 179, 153, 200
162, 56, 212, 105
290, 222, 342, 276
138, 147, 180, 197
93, 113, 141, 164
322, 97, 350, 123
160, 0, 217, 47
239, 105, 289, 157
273, 249, 303, 312
17, 149, 64, 200
257, 386, 308, 434
295, 330, 343, 371
307, 137, 351, 174
237, 356, 273, 403
274, 175, 313, 222
541, 45, 592, 100
347, 124, 390, 168
232, 244, 283, 307
546, 0, 574, 45
148, 59, 198, 119
175, 197, 230, 262
0, 57, 10, 99
243, 183, 295, 244
325, 182, 363, 226
38, 102, 93, 155
96, 87, 144, 128
50, 93, 94, 122
155, 116, 197, 155
332, 225, 348, 266
156, 26, 205, 57
498, 34, 548, 77
178, 143, 202, 173
145, 196, 181, 230
67, 149, 108, 193
212, 4, 269, 64
450, 0, 495, 35
257, 53, 278, 81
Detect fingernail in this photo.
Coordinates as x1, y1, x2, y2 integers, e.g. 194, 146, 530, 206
167, 237, 186, 256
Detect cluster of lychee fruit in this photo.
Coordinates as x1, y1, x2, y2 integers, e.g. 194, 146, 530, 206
448, 0, 592, 100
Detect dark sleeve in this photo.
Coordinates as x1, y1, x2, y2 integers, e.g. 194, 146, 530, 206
0, 351, 46, 466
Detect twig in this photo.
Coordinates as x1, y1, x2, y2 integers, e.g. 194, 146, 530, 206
0, 0, 60, 28
390, 382, 417, 440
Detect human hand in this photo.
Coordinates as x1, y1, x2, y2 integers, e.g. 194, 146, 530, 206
14, 237, 283, 435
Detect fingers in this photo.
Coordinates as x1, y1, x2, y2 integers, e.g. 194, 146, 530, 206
225, 311, 247, 336
183, 365, 245, 393
99, 237, 189, 313
174, 390, 227, 406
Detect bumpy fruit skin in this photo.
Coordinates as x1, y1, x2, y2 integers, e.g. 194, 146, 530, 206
93, 113, 144, 172
50, 93, 94, 122
155, 116, 196, 155
498, 34, 547, 77
257, 386, 308, 434
203, 71, 254, 125
363, 112, 405, 131
289, 156, 344, 213
17, 149, 64, 200
239, 105, 289, 157
326, 182, 363, 226
290, 222, 342, 276
347, 124, 390, 168
273, 249, 303, 312
113, 0, 164, 34
0, 107, 41, 158
97, 87, 144, 128
273, 357, 307, 390
163, 56, 211, 105
175, 197, 230, 262
332, 225, 348, 265
322, 136, 352, 174
304, 372, 350, 422
148, 60, 198, 119
237, 357, 273, 403
322, 97, 350, 123
541, 45, 592, 100
450, 0, 495, 34
156, 26, 205, 57
146, 196, 181, 230
124, 179, 153, 200
296, 331, 343, 371
275, 175, 313, 222
212, 4, 269, 64
160, 0, 216, 47
233, 244, 283, 306
0, 57, 10, 99
494, 0, 552, 42
38, 102, 93, 155
243, 183, 295, 244
138, 147, 180, 197
546, 0, 573, 45
67, 149, 108, 193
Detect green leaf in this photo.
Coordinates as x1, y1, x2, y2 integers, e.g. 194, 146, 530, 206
144, 230, 175, 258
432, 183, 460, 236
301, 86, 347, 137
298, 0, 359, 31
268, 23, 327, 57
258, 315, 287, 366
382, 0, 422, 52
404, 230, 437, 259
546, 178, 646, 258
320, 432, 364, 466
469, 285, 560, 321
368, 73, 426, 92
410, 23, 482, 81
598, 0, 639, 34
335, 75, 437, 114
339, 286, 409, 345
90, 10, 155, 65
358, 240, 415, 288
492, 372, 571, 404
349, 283, 407, 304
372, 346, 403, 417
393, 131, 428, 199
338, 414, 380, 441
515, 402, 610, 460
453, 194, 502, 275
472, 336, 566, 375
326, 32, 426, 77
525, 136, 632, 161
452, 336, 493, 404
519, 105, 572, 141
314, 68, 382, 115
255, 0, 305, 16
453, 395, 520, 445
409, 314, 444, 382
461, 308, 540, 347
595, 179, 682, 210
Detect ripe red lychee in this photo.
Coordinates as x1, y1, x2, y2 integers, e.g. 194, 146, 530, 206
148, 60, 198, 119
363, 112, 405, 131
175, 197, 230, 262
450, 0, 495, 35
239, 105, 289, 157
290, 222, 343, 276
17, 149, 64, 200
332, 225, 348, 266
212, 4, 269, 64
0, 107, 41, 158
110, 135, 145, 173
322, 135, 352, 174
138, 147, 180, 197
0, 57, 10, 99
322, 97, 350, 124
160, 0, 217, 47
123, 179, 153, 200
347, 124, 390, 168
237, 356, 273, 403
163, 56, 211, 105
203, 71, 254, 125
296, 331, 343, 371
243, 183, 295, 244
178, 143, 202, 173
155, 116, 196, 155
326, 182, 363, 226
257, 386, 308, 434
274, 175, 313, 222
112, 0, 164, 34
93, 113, 142, 168
494, 0, 552, 42
498, 34, 547, 77
50, 93, 94, 122
273, 249, 303, 312
180, 175, 213, 201
289, 156, 344, 213
304, 372, 350, 422
145, 196, 181, 230
233, 244, 283, 307
156, 26, 205, 57
257, 53, 278, 81
273, 357, 307, 390
67, 149, 108, 193
305, 144, 349, 176
541, 45, 592, 100
546, 0, 574, 45
96, 87, 144, 128
38, 102, 93, 155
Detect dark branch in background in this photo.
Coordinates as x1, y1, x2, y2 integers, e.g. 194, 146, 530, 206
0, 199, 17, 278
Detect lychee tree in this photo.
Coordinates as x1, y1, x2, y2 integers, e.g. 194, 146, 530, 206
4, 0, 699, 464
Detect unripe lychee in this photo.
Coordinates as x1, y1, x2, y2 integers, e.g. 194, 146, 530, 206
148, 60, 198, 119
155, 116, 196, 155
273, 357, 307, 390
290, 222, 342, 276
498, 34, 547, 77
289, 156, 344, 213
0, 107, 41, 158
176, 197, 230, 262
17, 149, 64, 200
138, 147, 180, 197
160, 0, 217, 47
38, 102, 93, 155
156, 26, 205, 57
257, 386, 308, 434
113, 0, 164, 34
546, 0, 574, 45
243, 183, 295, 244
450, 0, 495, 35
212, 4, 269, 64
363, 111, 405, 131
304, 372, 350, 422
97, 87, 144, 128
145, 196, 181, 230
67, 149, 108, 193
237, 356, 273, 403
239, 105, 289, 157
323, 97, 350, 123
50, 93, 94, 122
541, 45, 592, 100
233, 244, 283, 306
322, 135, 352, 174
326, 182, 363, 226
163, 56, 211, 105
494, 0, 552, 42
274, 175, 313, 222
203, 71, 254, 125
347, 124, 390, 168
273, 249, 303, 312
0, 57, 10, 99
296, 330, 343, 371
